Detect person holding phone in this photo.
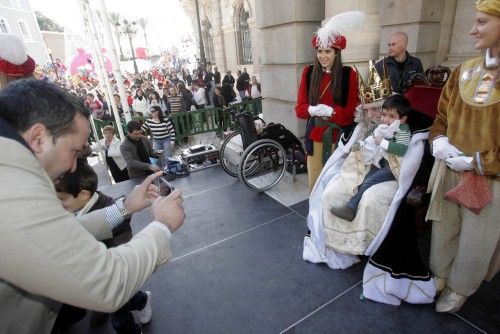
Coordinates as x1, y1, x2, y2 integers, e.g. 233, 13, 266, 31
0, 79, 185, 332
54, 159, 152, 332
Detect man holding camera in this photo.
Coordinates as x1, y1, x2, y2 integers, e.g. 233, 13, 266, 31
0, 79, 185, 333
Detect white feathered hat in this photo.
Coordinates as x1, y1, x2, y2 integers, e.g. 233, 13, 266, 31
312, 11, 366, 50
0, 34, 35, 77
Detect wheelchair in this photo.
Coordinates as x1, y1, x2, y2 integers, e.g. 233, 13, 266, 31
219, 107, 305, 192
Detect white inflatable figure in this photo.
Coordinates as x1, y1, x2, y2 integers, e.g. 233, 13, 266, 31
359, 119, 400, 168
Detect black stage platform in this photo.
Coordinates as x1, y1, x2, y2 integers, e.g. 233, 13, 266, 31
65, 166, 499, 334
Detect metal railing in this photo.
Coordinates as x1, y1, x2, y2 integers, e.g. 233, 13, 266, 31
90, 97, 263, 145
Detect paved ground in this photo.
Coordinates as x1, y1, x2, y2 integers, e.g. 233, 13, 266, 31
63, 158, 499, 333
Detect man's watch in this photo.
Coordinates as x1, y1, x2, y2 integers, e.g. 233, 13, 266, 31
116, 197, 132, 220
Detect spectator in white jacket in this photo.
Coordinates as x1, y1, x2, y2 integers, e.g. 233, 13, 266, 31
132, 88, 149, 116
92, 125, 129, 183
192, 82, 207, 110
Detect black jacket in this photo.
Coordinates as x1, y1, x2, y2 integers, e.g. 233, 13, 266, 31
222, 74, 235, 86
214, 70, 221, 85
88, 192, 132, 247
236, 72, 250, 91
375, 52, 423, 93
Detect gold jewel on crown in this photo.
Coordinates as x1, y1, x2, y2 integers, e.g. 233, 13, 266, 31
356, 60, 392, 104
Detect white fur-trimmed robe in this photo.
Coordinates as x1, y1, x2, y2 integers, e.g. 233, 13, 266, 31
303, 125, 428, 267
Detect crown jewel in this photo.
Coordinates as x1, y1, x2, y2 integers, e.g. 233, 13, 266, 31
356, 60, 392, 104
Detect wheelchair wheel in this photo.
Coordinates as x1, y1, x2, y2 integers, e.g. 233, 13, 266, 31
238, 139, 286, 192
219, 132, 244, 177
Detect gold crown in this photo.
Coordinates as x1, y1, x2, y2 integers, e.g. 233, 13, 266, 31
356, 60, 392, 104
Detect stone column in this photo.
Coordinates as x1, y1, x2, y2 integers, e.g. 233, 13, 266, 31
212, 0, 228, 70
444, 0, 480, 67
222, 23, 238, 71
378, 0, 446, 70
256, 0, 325, 137
248, 17, 259, 76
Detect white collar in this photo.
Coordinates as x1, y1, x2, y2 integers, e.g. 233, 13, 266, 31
76, 192, 99, 216
485, 48, 498, 68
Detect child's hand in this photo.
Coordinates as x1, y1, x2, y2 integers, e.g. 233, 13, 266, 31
374, 136, 383, 145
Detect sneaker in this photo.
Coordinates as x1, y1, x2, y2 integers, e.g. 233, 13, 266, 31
138, 291, 152, 325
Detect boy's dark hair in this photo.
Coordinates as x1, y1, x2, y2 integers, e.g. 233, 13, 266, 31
127, 120, 142, 133
382, 94, 411, 117
0, 79, 90, 141
55, 159, 98, 198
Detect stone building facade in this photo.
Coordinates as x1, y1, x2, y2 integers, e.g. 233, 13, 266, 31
183, 0, 479, 137
180, 0, 260, 76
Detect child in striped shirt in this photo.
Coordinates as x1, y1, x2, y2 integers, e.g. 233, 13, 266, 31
330, 94, 411, 222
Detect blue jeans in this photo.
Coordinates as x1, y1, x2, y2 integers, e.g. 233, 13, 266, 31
238, 90, 246, 100
153, 137, 172, 166
346, 164, 395, 212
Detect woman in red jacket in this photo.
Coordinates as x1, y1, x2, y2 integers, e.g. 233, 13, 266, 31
295, 12, 363, 192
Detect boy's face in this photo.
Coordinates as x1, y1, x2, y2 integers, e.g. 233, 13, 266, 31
56, 190, 91, 213
380, 107, 407, 125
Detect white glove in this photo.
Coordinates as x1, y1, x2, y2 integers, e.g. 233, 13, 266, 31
374, 120, 400, 139
308, 104, 334, 117
445, 156, 474, 172
432, 136, 463, 160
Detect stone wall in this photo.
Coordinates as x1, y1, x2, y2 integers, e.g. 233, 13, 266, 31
257, 0, 325, 136
180, 0, 261, 77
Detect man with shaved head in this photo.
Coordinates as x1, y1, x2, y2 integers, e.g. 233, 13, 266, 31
375, 31, 423, 93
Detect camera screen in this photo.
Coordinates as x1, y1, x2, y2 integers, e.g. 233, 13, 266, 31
157, 177, 174, 196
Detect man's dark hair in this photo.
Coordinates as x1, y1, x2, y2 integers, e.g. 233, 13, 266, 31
54, 159, 97, 198
382, 94, 411, 117
0, 79, 90, 141
127, 120, 142, 133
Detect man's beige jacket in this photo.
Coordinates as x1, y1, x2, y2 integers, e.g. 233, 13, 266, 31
0, 137, 171, 333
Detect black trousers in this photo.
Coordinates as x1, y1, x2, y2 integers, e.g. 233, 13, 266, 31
52, 291, 147, 334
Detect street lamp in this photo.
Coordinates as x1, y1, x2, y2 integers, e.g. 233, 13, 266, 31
116, 19, 139, 74
47, 48, 59, 80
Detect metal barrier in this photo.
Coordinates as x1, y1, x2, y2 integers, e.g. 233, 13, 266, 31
90, 98, 263, 144
222, 97, 263, 130
89, 116, 144, 142
169, 97, 263, 144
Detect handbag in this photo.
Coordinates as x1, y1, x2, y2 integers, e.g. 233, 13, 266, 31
444, 171, 493, 215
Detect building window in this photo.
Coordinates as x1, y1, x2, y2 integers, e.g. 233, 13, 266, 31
235, 6, 252, 64
0, 17, 10, 33
18, 20, 31, 40
202, 17, 215, 65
